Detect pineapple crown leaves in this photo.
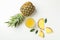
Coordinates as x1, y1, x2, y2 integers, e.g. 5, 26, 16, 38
5, 14, 25, 27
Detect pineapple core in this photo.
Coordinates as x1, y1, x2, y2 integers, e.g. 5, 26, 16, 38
25, 18, 35, 28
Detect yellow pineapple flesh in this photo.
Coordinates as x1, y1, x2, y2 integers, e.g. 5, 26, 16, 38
38, 18, 45, 30
25, 18, 35, 28
38, 30, 44, 38
46, 27, 53, 33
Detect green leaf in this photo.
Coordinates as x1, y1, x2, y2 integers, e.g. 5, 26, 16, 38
5, 21, 9, 23
30, 29, 35, 32
35, 30, 38, 34
15, 21, 18, 27
5, 14, 25, 27
45, 18, 47, 23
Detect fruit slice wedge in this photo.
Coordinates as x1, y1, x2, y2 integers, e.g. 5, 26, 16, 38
38, 30, 44, 38
25, 18, 35, 28
38, 18, 45, 30
46, 27, 53, 33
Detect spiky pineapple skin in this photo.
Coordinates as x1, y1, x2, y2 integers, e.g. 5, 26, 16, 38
20, 2, 35, 16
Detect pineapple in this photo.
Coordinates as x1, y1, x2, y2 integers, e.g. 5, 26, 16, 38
6, 2, 35, 27
38, 18, 45, 30
20, 2, 35, 16
46, 27, 53, 33
25, 18, 35, 28
38, 30, 44, 38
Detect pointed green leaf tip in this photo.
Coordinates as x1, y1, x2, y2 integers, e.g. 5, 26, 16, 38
30, 29, 35, 32
35, 30, 38, 34
5, 14, 25, 27
45, 18, 47, 23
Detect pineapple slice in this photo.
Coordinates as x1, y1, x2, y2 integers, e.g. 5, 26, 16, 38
25, 18, 35, 28
38, 30, 44, 38
46, 27, 53, 33
38, 18, 45, 30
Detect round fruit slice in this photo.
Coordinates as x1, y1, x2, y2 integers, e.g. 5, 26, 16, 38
38, 30, 44, 38
38, 18, 45, 30
46, 27, 53, 33
25, 18, 35, 28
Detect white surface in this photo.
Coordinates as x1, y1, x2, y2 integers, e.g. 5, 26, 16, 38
0, 0, 60, 40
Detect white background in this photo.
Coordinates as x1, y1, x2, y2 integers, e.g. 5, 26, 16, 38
0, 0, 60, 40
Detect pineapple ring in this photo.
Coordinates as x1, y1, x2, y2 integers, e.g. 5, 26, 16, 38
46, 27, 53, 33
38, 18, 45, 30
25, 18, 35, 28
